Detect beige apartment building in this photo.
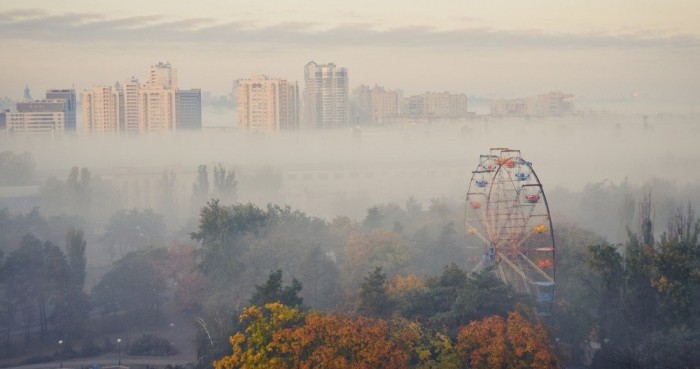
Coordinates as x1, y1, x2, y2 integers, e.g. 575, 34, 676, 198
83, 85, 121, 134
140, 62, 177, 132
371, 86, 398, 123
400, 91, 468, 120
237, 75, 299, 132
491, 91, 575, 117
83, 62, 181, 134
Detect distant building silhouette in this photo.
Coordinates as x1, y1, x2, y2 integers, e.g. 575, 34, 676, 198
491, 92, 575, 117
176, 89, 202, 130
23, 85, 32, 101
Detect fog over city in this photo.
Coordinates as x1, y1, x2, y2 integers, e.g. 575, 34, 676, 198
1, 1, 700, 369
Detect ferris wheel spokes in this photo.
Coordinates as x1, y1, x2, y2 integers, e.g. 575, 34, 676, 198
464, 147, 556, 316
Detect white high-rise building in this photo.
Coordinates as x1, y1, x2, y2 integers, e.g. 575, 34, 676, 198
83, 85, 121, 134
302, 62, 348, 129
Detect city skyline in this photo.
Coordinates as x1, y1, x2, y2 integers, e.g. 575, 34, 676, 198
0, 1, 698, 113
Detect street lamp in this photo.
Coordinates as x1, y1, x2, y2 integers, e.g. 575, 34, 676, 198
58, 340, 63, 369
117, 338, 122, 366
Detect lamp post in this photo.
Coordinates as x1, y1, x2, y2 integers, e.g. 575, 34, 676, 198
117, 338, 122, 366
58, 340, 63, 369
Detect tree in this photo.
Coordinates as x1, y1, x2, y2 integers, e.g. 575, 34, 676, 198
343, 229, 412, 287
192, 164, 209, 208
65, 228, 86, 289
102, 208, 166, 261
456, 312, 559, 369
214, 303, 303, 369
358, 266, 392, 318
191, 201, 268, 289
159, 169, 179, 225
273, 313, 412, 369
249, 269, 303, 308
0, 151, 35, 186
91, 249, 167, 315
60, 228, 89, 338
213, 164, 237, 203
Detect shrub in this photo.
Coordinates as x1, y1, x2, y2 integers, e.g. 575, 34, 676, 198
127, 333, 177, 356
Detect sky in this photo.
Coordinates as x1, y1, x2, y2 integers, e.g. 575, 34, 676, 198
1, 0, 699, 109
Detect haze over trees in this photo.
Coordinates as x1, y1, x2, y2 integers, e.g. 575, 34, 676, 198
1, 121, 700, 369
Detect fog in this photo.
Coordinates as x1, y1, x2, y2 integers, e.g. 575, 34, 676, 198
3, 115, 700, 368
4, 114, 700, 223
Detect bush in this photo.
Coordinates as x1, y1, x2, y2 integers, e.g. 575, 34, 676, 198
127, 333, 178, 356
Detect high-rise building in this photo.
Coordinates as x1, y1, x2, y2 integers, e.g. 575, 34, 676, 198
117, 77, 142, 134
147, 61, 177, 89
46, 89, 77, 131
238, 75, 298, 132
371, 86, 398, 123
176, 89, 202, 130
350, 85, 372, 125
302, 62, 348, 129
140, 62, 177, 132
82, 85, 121, 134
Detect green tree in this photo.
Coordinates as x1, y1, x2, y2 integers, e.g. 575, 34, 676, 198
249, 269, 303, 308
358, 266, 392, 318
91, 249, 167, 316
191, 201, 268, 288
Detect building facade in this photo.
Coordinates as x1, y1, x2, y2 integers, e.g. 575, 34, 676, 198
45, 89, 77, 131
371, 86, 398, 123
176, 89, 202, 130
401, 92, 468, 120
140, 62, 178, 132
490, 91, 575, 117
238, 75, 298, 132
82, 85, 121, 134
3, 111, 64, 135
302, 62, 348, 129
119, 77, 142, 134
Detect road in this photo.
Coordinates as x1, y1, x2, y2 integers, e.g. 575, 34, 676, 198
3, 354, 194, 369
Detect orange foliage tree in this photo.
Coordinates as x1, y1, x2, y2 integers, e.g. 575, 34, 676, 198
456, 312, 560, 369
273, 313, 412, 369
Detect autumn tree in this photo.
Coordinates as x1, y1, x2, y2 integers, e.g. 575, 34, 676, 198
214, 303, 303, 369
456, 311, 559, 369
273, 313, 412, 369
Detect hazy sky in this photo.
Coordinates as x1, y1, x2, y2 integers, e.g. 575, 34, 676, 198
1, 0, 699, 107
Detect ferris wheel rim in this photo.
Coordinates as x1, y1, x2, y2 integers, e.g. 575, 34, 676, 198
464, 148, 556, 314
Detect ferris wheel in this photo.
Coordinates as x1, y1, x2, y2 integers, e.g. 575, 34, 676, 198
465, 148, 555, 315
